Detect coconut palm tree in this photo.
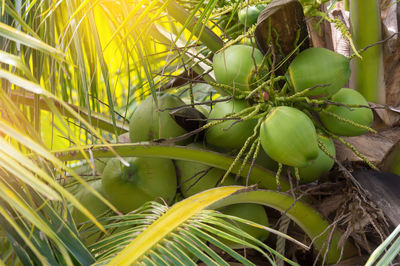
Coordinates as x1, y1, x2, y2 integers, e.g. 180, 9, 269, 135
0, 0, 397, 265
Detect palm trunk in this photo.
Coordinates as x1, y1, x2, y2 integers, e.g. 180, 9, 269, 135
350, 0, 385, 103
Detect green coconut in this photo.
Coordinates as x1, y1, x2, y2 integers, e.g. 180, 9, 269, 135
218, 203, 270, 249
205, 99, 257, 149
213, 45, 264, 91
238, 5, 265, 26
287, 47, 351, 97
319, 88, 374, 136
129, 94, 188, 144
94, 159, 109, 174
254, 148, 280, 172
260, 106, 319, 167
294, 134, 336, 183
72, 180, 110, 225
72, 180, 111, 245
101, 157, 177, 213
176, 144, 236, 198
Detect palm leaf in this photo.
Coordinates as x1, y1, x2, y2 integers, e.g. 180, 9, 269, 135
210, 189, 357, 264
106, 187, 243, 264
10, 91, 129, 134
0, 22, 64, 59
90, 188, 297, 265
165, 0, 223, 52
0, 50, 36, 81
366, 224, 400, 266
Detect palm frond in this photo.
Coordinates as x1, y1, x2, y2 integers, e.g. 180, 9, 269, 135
0, 22, 63, 58
366, 224, 400, 266
89, 191, 298, 266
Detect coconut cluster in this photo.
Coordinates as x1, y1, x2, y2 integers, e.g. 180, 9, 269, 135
72, 91, 272, 247
210, 45, 373, 183
71, 44, 373, 250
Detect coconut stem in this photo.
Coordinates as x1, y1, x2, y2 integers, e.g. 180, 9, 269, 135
294, 167, 300, 181
246, 76, 286, 100
237, 119, 264, 180
278, 83, 330, 102
326, 133, 378, 171
320, 109, 376, 134
202, 105, 258, 130
318, 138, 335, 161
207, 81, 249, 98
249, 139, 263, 186
275, 163, 283, 191
223, 24, 257, 49
220, 117, 263, 185
236, 137, 259, 183
279, 83, 289, 96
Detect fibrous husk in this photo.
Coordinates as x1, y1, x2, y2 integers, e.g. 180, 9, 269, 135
254, 0, 309, 59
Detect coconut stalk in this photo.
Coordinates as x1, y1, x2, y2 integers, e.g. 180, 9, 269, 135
349, 0, 385, 103
54, 143, 290, 191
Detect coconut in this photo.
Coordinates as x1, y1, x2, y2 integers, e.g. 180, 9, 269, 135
238, 5, 265, 26
101, 157, 177, 213
205, 99, 257, 149
260, 106, 318, 167
213, 45, 264, 91
287, 47, 351, 98
129, 94, 188, 144
319, 88, 373, 136
295, 134, 336, 183
218, 203, 269, 249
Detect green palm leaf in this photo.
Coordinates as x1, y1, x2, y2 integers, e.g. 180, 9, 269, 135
0, 22, 64, 59
89, 189, 297, 266
366, 224, 400, 266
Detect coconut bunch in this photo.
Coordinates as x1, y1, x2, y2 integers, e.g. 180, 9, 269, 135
113, 44, 374, 195
208, 44, 375, 184
70, 44, 375, 249
79, 43, 375, 217
70, 91, 273, 248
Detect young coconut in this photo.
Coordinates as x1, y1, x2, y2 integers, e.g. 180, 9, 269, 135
287, 47, 351, 97
72, 180, 110, 225
176, 144, 236, 198
260, 106, 319, 167
101, 157, 177, 213
254, 148, 280, 172
177, 162, 236, 198
205, 99, 257, 150
217, 203, 269, 249
93, 159, 109, 174
213, 45, 264, 91
293, 134, 336, 183
238, 5, 265, 27
129, 94, 188, 144
72, 180, 111, 245
319, 88, 374, 136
